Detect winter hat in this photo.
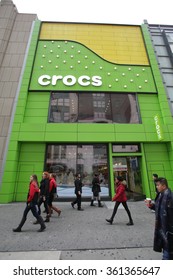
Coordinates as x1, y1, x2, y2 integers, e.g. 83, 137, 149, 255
116, 176, 124, 182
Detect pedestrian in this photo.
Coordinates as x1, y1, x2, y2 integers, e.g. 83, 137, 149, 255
13, 174, 46, 232
48, 173, 61, 217
149, 173, 159, 213
71, 174, 84, 211
146, 177, 173, 260
34, 171, 50, 223
106, 176, 134, 226
153, 173, 159, 194
90, 174, 103, 207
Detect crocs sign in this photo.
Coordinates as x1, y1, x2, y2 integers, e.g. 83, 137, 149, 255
38, 75, 102, 87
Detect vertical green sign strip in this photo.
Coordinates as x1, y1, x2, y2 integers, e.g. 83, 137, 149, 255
154, 114, 164, 141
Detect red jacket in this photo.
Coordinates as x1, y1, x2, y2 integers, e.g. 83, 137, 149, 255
27, 181, 39, 203
49, 177, 57, 193
112, 181, 127, 202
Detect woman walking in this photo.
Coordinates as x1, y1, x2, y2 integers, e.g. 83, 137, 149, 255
48, 173, 61, 217
106, 176, 134, 226
13, 174, 46, 232
90, 174, 103, 207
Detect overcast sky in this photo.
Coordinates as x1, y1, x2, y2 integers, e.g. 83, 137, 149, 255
12, 0, 173, 25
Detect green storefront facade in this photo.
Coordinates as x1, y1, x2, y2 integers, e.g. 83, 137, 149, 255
1, 21, 173, 203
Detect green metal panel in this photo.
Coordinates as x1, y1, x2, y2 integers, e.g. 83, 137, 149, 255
30, 41, 156, 93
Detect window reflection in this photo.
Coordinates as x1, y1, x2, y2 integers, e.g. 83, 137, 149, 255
49, 93, 78, 123
46, 144, 109, 197
49, 92, 140, 124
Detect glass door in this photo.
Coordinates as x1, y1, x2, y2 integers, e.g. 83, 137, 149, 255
112, 156, 142, 197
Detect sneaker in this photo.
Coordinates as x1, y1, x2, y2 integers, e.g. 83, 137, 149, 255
78, 208, 84, 211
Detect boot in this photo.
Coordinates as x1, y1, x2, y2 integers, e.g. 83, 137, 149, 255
126, 210, 134, 226
12, 216, 26, 232
71, 202, 75, 208
90, 199, 95, 206
57, 210, 61, 216
44, 215, 50, 222
38, 224, 46, 232
37, 216, 46, 232
98, 200, 103, 207
51, 205, 61, 216
13, 227, 22, 232
106, 218, 113, 225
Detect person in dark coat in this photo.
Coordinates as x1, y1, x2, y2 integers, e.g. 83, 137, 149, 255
13, 174, 46, 232
106, 176, 134, 226
35, 172, 50, 223
146, 177, 173, 260
90, 174, 103, 207
71, 174, 84, 211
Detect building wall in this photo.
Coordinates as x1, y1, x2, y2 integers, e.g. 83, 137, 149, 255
146, 23, 173, 190
0, 1, 37, 186
1, 20, 173, 203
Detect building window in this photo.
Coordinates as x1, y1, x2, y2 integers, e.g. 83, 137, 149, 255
49, 92, 140, 124
45, 144, 109, 197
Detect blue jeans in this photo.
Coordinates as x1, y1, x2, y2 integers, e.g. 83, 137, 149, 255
162, 249, 170, 260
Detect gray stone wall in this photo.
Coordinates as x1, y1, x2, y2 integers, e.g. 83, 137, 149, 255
0, 0, 37, 182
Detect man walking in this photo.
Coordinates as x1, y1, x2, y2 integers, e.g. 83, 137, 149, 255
71, 174, 84, 211
147, 177, 173, 260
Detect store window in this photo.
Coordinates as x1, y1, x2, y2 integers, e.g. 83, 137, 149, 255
45, 144, 109, 197
49, 92, 140, 124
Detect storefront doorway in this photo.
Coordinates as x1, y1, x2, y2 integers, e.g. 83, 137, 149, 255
112, 156, 143, 198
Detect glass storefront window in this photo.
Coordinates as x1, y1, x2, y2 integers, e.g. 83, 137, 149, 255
45, 144, 109, 197
49, 92, 140, 124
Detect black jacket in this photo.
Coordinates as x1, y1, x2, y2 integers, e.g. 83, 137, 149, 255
74, 178, 82, 195
92, 177, 101, 193
39, 178, 49, 196
151, 188, 173, 254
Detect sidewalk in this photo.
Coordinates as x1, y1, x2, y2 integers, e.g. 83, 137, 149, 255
0, 201, 161, 260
